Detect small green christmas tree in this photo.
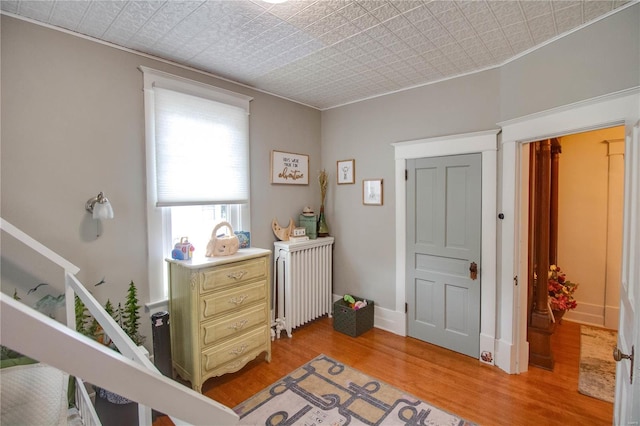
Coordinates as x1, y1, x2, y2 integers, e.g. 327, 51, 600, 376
74, 295, 92, 337
123, 281, 144, 345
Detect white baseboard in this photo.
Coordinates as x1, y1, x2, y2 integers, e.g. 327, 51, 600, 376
604, 305, 619, 330
333, 293, 406, 336
373, 305, 406, 336
495, 338, 518, 374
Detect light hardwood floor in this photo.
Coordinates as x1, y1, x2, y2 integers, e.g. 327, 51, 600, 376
155, 318, 613, 425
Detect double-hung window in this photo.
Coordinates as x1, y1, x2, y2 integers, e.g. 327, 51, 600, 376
141, 67, 252, 303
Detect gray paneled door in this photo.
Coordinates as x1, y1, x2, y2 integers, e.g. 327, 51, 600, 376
406, 154, 481, 358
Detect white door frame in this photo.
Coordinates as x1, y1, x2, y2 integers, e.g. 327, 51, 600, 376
393, 129, 499, 365
499, 88, 640, 374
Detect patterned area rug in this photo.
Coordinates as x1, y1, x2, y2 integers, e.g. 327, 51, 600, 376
234, 354, 475, 425
578, 325, 617, 403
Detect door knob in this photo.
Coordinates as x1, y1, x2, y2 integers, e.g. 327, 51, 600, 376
469, 262, 478, 280
613, 346, 634, 384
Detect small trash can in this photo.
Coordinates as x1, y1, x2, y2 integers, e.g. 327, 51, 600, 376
151, 311, 171, 377
333, 297, 374, 337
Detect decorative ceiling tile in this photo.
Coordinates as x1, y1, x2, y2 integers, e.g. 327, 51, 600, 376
520, 1, 553, 20
102, 1, 162, 45
351, 12, 381, 31
402, 5, 436, 24
1, 1, 18, 14
15, 1, 53, 21
369, 2, 401, 22
337, 2, 368, 21
489, 46, 515, 63
426, 1, 457, 16
552, 1, 583, 11
449, 21, 477, 41
456, 0, 488, 16
264, 0, 315, 21
434, 6, 465, 28
392, 1, 424, 13
469, 52, 496, 68
583, 0, 614, 21
465, 9, 498, 33
509, 39, 535, 53
528, 13, 558, 44
48, 1, 90, 31
488, 1, 525, 24
553, 4, 584, 33
459, 36, 487, 54
478, 29, 505, 45
1, 0, 631, 109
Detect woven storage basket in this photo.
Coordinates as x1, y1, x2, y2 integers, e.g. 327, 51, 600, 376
333, 297, 374, 337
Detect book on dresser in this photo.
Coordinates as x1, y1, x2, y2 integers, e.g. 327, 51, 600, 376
166, 248, 272, 392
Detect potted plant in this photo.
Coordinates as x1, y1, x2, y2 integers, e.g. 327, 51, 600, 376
547, 265, 579, 322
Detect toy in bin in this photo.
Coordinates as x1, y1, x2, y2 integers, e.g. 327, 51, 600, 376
343, 294, 368, 310
172, 237, 195, 260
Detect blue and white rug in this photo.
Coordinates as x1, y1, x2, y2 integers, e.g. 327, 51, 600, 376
235, 354, 475, 426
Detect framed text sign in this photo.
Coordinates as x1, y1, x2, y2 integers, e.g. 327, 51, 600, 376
271, 150, 309, 185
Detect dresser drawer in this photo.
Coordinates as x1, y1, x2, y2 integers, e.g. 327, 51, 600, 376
200, 304, 268, 347
200, 257, 267, 293
201, 326, 270, 374
200, 280, 266, 320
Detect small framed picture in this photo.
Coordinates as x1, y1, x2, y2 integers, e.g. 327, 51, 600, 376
337, 159, 355, 184
271, 150, 309, 185
363, 179, 383, 205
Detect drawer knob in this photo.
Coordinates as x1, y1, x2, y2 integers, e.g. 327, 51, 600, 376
227, 319, 248, 331
230, 344, 248, 355
229, 295, 249, 305
227, 270, 247, 280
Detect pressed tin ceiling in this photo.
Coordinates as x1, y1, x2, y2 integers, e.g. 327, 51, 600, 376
1, 0, 632, 109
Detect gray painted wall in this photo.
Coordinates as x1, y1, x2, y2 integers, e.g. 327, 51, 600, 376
1, 16, 321, 344
2, 3, 638, 339
321, 69, 501, 308
500, 5, 640, 121
321, 4, 639, 312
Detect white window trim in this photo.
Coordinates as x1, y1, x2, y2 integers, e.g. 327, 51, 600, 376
140, 66, 253, 304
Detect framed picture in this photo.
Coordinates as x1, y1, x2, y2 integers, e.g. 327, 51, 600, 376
363, 179, 383, 205
337, 159, 355, 184
271, 150, 309, 185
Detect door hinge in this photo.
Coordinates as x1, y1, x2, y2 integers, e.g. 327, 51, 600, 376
405, 169, 408, 181
405, 302, 408, 313
514, 276, 518, 286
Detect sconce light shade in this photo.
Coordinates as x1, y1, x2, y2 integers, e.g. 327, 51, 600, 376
92, 200, 114, 219
86, 192, 114, 220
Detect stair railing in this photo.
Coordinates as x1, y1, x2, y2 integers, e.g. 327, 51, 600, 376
0, 218, 239, 425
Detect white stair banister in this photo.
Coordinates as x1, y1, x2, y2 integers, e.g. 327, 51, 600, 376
0, 295, 239, 425
1, 218, 240, 425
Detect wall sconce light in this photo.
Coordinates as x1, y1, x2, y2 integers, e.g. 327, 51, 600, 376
86, 191, 114, 220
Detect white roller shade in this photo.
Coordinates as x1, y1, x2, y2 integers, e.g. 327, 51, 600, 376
153, 87, 249, 206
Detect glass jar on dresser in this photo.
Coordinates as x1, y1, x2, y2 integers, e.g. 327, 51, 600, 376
166, 248, 271, 392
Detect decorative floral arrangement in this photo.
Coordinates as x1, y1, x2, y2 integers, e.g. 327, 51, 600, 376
319, 169, 328, 208
548, 265, 578, 311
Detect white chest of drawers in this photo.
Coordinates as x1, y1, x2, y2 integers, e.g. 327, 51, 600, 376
166, 248, 271, 392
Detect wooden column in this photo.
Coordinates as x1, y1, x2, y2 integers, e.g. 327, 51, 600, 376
528, 140, 555, 370
549, 139, 561, 266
